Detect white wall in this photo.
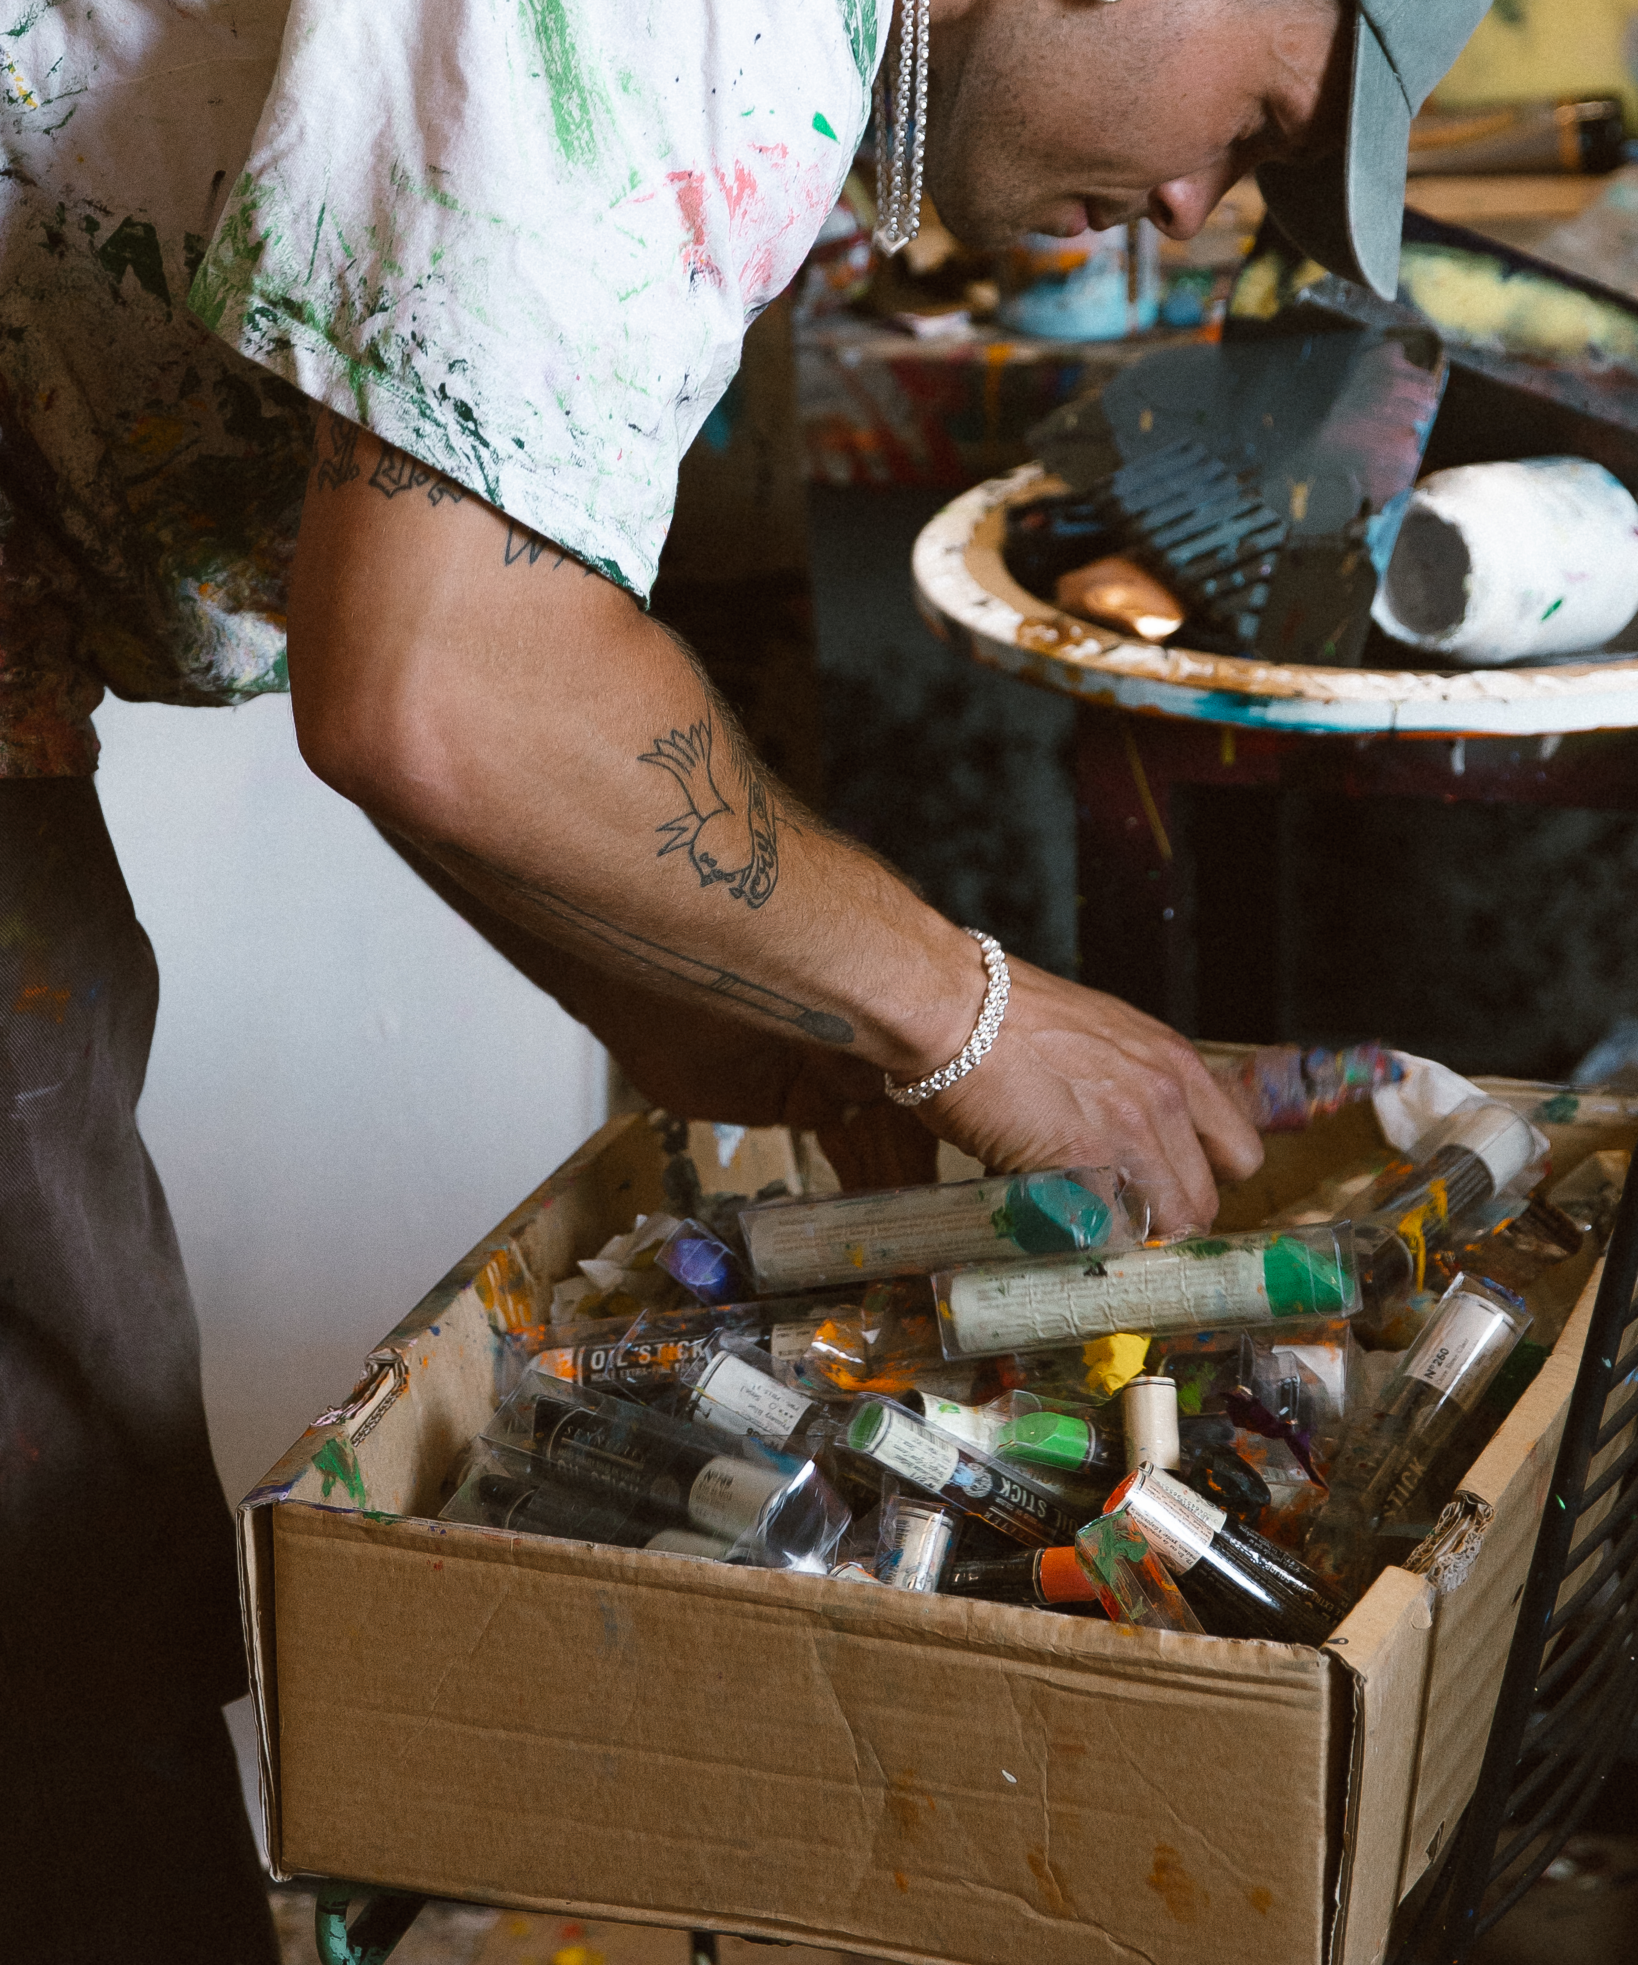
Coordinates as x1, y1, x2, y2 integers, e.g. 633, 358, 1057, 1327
93, 691, 608, 1849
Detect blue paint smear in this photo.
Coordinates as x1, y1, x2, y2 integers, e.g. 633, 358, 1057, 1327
1365, 487, 1413, 577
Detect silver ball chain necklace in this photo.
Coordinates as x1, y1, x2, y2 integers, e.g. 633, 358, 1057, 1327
872, 0, 931, 255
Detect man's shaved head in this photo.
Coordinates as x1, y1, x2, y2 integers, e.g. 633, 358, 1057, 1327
922, 0, 1350, 247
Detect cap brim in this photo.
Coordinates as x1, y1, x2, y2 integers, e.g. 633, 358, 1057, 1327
1256, 11, 1410, 301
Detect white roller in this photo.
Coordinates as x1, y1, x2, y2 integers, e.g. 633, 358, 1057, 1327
1372, 458, 1638, 666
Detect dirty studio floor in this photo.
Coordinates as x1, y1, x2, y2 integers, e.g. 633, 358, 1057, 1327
270, 1832, 1638, 1965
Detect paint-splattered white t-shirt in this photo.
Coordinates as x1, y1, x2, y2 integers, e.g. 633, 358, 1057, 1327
0, 1, 881, 776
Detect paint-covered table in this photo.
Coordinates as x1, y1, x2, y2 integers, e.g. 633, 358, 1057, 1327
913, 463, 1638, 1044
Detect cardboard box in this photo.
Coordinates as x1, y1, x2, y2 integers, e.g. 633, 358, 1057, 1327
240, 1088, 1635, 1965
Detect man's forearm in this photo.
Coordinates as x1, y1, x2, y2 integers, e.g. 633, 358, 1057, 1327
288, 416, 983, 1080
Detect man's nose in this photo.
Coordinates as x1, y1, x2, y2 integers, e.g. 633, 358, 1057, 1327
1146, 168, 1238, 240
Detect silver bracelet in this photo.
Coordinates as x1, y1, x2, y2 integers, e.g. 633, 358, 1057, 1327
883, 929, 1011, 1108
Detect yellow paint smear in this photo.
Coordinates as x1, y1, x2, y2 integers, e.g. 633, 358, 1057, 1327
1399, 245, 1638, 369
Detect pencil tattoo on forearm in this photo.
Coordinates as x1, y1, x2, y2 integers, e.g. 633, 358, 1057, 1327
435, 844, 852, 1044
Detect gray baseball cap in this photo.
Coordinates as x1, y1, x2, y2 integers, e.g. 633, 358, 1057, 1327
1255, 0, 1493, 300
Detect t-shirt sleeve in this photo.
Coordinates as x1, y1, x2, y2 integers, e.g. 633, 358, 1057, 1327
191, 0, 882, 598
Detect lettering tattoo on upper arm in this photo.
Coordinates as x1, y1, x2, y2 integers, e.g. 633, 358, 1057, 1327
311, 412, 582, 573
435, 843, 853, 1045
313, 416, 360, 491
369, 445, 466, 505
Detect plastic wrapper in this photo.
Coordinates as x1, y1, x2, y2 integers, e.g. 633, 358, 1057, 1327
1218, 1042, 1400, 1133
838, 1396, 1100, 1548
1549, 1149, 1630, 1245
546, 1212, 751, 1330
483, 1367, 849, 1571
740, 1165, 1139, 1293
933, 1224, 1358, 1361
767, 1279, 942, 1397
1073, 1508, 1204, 1633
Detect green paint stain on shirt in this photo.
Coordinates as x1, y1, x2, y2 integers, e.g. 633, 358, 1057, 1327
812, 110, 837, 140
1541, 596, 1564, 622
520, 0, 603, 168
840, 0, 879, 89
314, 1436, 368, 1509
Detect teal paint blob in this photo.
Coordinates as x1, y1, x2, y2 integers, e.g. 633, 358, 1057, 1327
813, 111, 838, 140
994, 1175, 1111, 1256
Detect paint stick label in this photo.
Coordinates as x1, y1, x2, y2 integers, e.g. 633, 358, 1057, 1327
944, 1245, 1268, 1353
1122, 1468, 1226, 1575
770, 1317, 827, 1363
864, 1406, 962, 1494
686, 1456, 786, 1540
693, 1353, 813, 1444
1409, 1294, 1514, 1410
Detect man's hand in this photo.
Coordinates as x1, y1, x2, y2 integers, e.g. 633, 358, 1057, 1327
288, 414, 1262, 1232
919, 959, 1260, 1234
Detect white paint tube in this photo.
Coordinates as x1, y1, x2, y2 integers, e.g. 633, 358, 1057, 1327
1371, 458, 1638, 665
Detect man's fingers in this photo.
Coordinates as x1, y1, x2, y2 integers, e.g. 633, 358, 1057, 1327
1164, 1043, 1265, 1183
1113, 1072, 1221, 1235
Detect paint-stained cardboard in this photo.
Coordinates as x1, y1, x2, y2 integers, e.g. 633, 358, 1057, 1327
239, 1088, 1635, 1965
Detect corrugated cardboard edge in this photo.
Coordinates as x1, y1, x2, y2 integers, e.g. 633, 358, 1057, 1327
1393, 1263, 1603, 1901
234, 1110, 651, 1877
1324, 1570, 1437, 1965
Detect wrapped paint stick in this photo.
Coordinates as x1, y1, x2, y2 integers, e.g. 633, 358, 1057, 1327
1217, 1042, 1400, 1133
911, 1387, 1120, 1476
774, 1278, 943, 1397
838, 1396, 1098, 1548
1331, 1272, 1532, 1527
529, 1303, 766, 1396
442, 1445, 738, 1559
933, 1224, 1358, 1361
1073, 1507, 1204, 1634
740, 1164, 1137, 1293
484, 1369, 850, 1571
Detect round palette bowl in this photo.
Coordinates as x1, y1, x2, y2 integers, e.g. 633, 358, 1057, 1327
912, 464, 1638, 739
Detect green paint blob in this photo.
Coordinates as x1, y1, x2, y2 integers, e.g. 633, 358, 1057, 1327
1262, 1235, 1353, 1318
314, 1437, 368, 1509
840, 0, 880, 89
813, 111, 838, 141
1537, 1092, 1580, 1123
847, 1403, 889, 1453
997, 1411, 1093, 1472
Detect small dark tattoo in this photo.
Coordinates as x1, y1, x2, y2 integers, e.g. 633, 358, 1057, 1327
504, 519, 548, 567
640, 717, 779, 908
369, 446, 435, 499
314, 419, 360, 491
